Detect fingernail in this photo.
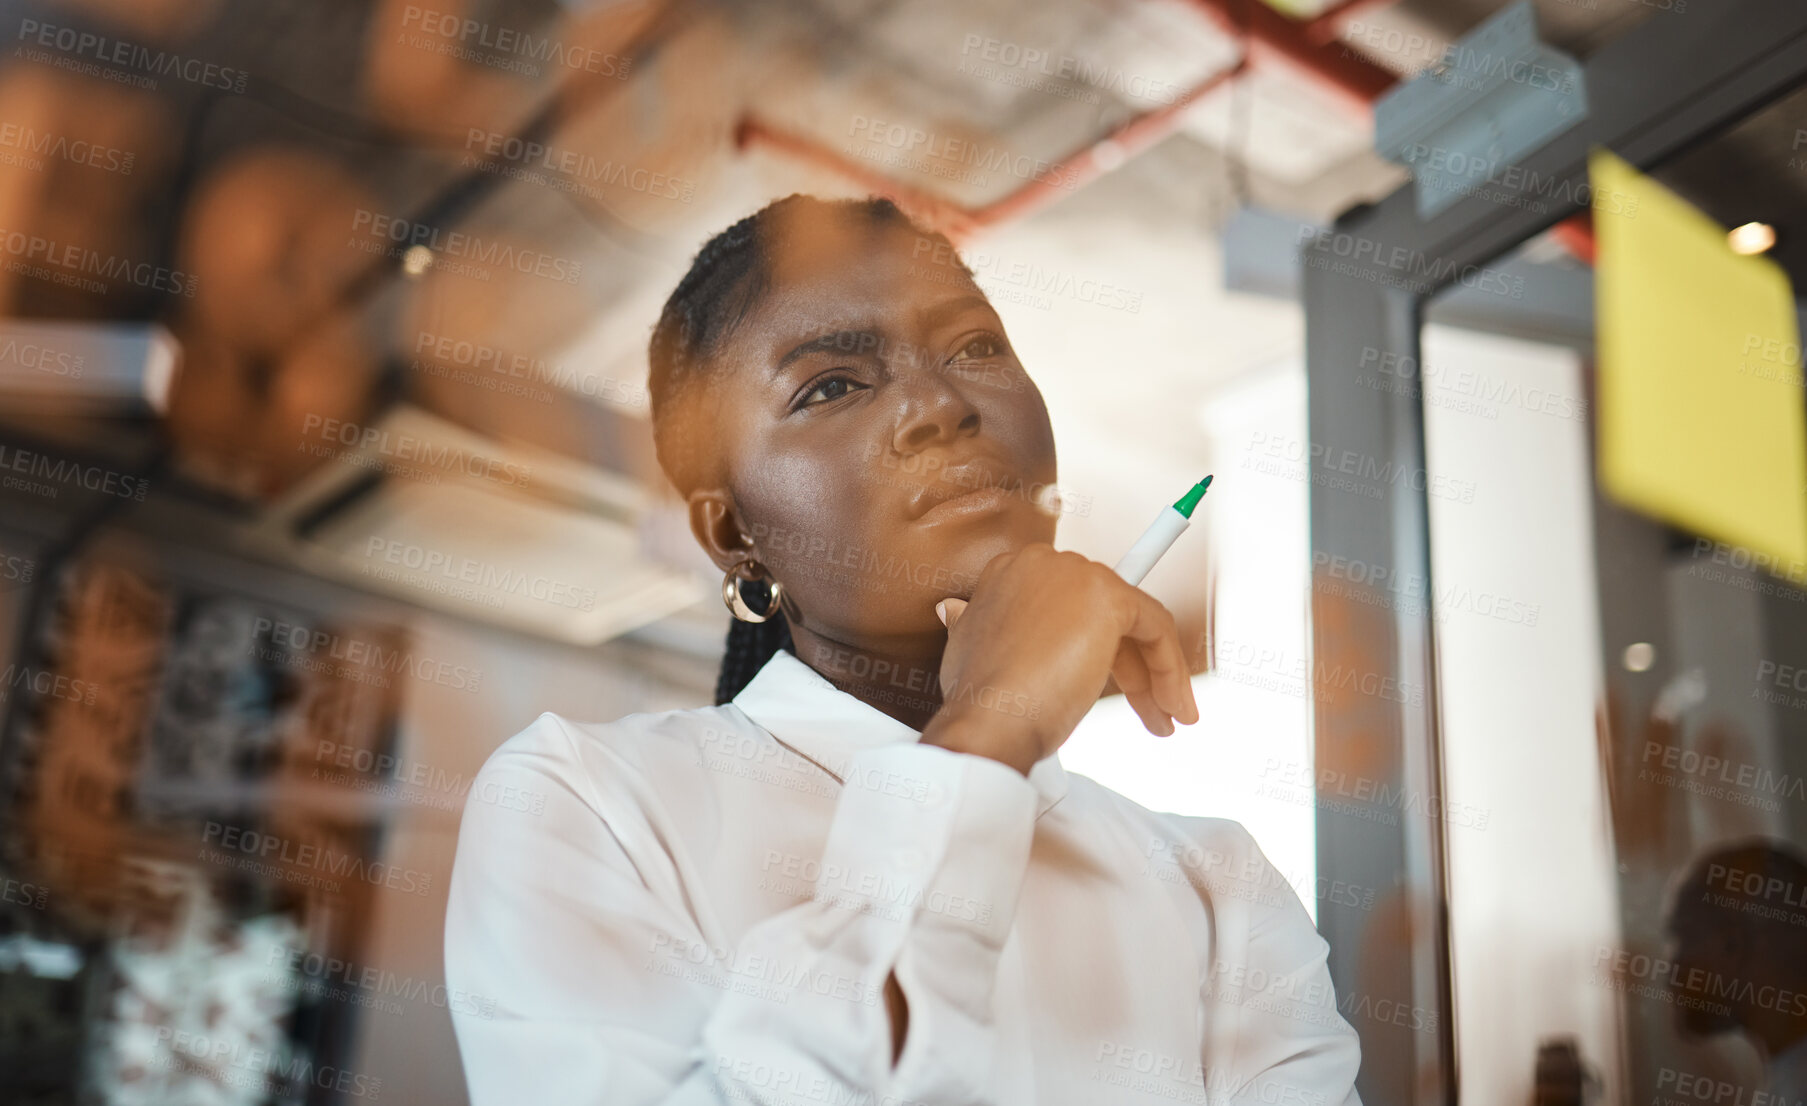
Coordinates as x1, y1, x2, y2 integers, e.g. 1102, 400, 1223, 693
935, 599, 948, 627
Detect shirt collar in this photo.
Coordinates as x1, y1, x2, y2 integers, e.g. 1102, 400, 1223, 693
730, 647, 1068, 819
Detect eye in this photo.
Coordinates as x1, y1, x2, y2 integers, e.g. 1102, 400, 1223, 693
953, 333, 1006, 360
793, 371, 867, 411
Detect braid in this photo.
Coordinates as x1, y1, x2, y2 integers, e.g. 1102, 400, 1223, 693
713, 598, 797, 706
649, 194, 969, 703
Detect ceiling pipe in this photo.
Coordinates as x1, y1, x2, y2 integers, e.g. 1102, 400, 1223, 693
733, 0, 1397, 241
1192, 0, 1597, 261
1179, 0, 1396, 118
734, 0, 1593, 258
735, 55, 1249, 241
1549, 211, 1597, 265
967, 54, 1250, 227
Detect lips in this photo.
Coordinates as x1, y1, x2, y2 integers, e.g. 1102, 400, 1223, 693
906, 458, 1019, 520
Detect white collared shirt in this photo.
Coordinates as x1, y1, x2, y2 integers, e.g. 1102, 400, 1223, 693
445, 647, 1363, 1106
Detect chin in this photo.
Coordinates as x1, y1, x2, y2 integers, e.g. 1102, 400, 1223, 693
944, 523, 1044, 596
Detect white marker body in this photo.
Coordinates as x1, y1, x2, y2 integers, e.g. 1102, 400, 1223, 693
1111, 506, 1189, 586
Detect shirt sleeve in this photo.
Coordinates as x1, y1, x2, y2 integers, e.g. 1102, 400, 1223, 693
444, 715, 1040, 1106
1188, 819, 1364, 1106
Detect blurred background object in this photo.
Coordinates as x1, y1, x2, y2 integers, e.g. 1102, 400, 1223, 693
1, 0, 1805, 1102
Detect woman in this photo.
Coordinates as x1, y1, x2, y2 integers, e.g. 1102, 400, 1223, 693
445, 195, 1364, 1105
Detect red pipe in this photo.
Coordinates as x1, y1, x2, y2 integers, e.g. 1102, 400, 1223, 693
1184, 0, 1599, 265
1550, 212, 1597, 266
734, 2, 1601, 264
968, 56, 1250, 227
732, 116, 984, 239
734, 2, 1400, 240
737, 57, 1250, 241
1179, 0, 1395, 118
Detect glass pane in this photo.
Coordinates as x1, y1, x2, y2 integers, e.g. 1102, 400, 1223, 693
1420, 78, 1807, 1106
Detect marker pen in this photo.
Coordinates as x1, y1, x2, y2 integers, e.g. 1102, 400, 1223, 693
1111, 475, 1211, 586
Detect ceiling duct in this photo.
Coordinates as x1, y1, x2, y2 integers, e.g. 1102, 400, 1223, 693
249, 403, 705, 645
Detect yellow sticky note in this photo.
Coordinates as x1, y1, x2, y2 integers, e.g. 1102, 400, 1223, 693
1593, 145, 1807, 578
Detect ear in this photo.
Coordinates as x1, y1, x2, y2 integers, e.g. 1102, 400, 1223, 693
687, 487, 756, 573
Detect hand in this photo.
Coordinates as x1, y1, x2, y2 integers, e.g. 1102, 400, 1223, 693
920, 543, 1199, 775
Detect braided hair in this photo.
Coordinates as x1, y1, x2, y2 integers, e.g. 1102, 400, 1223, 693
646, 194, 972, 705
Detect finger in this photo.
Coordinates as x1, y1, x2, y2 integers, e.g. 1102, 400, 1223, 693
1110, 640, 1174, 736
1117, 590, 1199, 725
937, 597, 968, 629
1090, 570, 1193, 725
1127, 690, 1176, 736
1129, 695, 1175, 736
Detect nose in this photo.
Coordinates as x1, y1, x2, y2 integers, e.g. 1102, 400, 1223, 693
890, 371, 980, 456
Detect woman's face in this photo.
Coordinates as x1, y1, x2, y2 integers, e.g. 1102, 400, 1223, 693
691, 219, 1060, 642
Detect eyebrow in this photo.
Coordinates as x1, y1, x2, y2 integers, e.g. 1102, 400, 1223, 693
918, 294, 992, 334
773, 329, 877, 376
770, 295, 994, 378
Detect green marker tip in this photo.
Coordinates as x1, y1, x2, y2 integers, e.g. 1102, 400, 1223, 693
1173, 475, 1213, 519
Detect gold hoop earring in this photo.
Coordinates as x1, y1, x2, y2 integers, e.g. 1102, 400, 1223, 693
722, 564, 784, 623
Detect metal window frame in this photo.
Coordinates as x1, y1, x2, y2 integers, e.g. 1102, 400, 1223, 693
1301, 3, 1807, 1102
